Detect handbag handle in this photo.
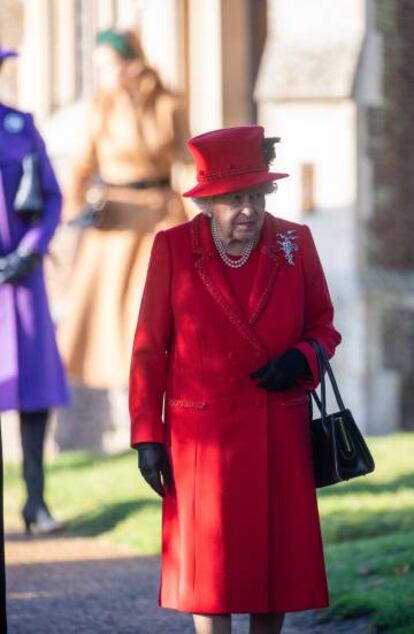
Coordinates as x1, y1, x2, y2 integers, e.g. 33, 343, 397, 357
309, 340, 346, 417
310, 342, 327, 425
13, 152, 43, 217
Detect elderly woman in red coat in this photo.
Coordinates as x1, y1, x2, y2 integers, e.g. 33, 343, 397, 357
129, 125, 342, 634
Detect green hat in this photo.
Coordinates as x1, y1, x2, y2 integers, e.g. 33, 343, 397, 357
95, 29, 135, 60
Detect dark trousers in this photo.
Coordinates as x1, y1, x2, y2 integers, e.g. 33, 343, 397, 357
19, 410, 49, 522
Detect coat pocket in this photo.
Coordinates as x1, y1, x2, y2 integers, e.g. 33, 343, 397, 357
282, 395, 309, 407
167, 398, 207, 410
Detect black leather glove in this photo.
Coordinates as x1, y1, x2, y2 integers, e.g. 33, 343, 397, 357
137, 442, 173, 498
0, 248, 41, 285
251, 348, 310, 392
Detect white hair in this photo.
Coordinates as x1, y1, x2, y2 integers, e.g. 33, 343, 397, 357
191, 181, 278, 215
191, 197, 213, 216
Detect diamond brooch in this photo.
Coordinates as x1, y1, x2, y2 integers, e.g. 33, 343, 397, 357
277, 230, 299, 265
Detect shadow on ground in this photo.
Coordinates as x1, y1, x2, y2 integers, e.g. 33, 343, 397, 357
67, 498, 159, 537
317, 473, 414, 498
6, 550, 371, 634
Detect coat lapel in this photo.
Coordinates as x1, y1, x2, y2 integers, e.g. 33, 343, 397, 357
247, 214, 286, 325
191, 213, 287, 353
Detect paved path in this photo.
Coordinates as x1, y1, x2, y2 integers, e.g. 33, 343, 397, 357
5, 532, 370, 633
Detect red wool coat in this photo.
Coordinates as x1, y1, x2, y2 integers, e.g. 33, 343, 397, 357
129, 212, 342, 614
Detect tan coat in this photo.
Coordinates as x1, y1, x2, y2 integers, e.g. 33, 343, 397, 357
59, 72, 192, 388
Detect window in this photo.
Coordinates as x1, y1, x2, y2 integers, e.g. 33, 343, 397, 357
301, 162, 316, 215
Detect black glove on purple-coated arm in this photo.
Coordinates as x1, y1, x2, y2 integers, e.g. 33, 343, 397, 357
0, 248, 41, 285
137, 442, 173, 498
250, 348, 311, 392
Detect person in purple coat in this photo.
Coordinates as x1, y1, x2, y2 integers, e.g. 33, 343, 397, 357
0, 47, 69, 535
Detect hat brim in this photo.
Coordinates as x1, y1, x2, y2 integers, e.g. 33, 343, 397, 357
183, 171, 289, 198
0, 50, 18, 61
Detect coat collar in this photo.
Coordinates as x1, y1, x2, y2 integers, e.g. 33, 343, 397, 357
191, 212, 288, 353
191, 211, 280, 255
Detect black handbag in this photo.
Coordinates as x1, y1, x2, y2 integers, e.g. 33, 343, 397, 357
13, 153, 43, 220
308, 340, 375, 488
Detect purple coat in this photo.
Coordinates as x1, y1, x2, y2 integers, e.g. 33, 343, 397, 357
0, 103, 69, 412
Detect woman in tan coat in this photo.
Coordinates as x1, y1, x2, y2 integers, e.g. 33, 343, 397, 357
60, 29, 191, 389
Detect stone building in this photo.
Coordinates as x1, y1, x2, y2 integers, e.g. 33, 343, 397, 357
0, 0, 413, 457
256, 0, 414, 434
358, 0, 414, 431
256, 0, 366, 427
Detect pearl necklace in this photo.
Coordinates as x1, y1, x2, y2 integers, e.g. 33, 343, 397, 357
211, 217, 256, 268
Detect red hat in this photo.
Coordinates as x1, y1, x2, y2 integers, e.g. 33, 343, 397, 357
183, 125, 288, 198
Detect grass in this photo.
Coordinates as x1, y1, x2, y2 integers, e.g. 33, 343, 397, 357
315, 434, 414, 631
4, 450, 162, 554
323, 531, 414, 632
4, 433, 414, 631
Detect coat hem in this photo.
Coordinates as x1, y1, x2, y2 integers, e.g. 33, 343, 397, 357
1, 395, 70, 414
158, 598, 330, 614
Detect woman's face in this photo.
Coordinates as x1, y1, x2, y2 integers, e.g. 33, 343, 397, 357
206, 185, 272, 244
93, 45, 143, 90
93, 45, 126, 90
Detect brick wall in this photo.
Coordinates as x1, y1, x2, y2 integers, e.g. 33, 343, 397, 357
365, 0, 414, 430
367, 0, 414, 270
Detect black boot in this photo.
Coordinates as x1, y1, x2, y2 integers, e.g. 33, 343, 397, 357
20, 410, 64, 535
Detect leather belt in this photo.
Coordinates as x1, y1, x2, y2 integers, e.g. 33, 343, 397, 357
102, 178, 170, 190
